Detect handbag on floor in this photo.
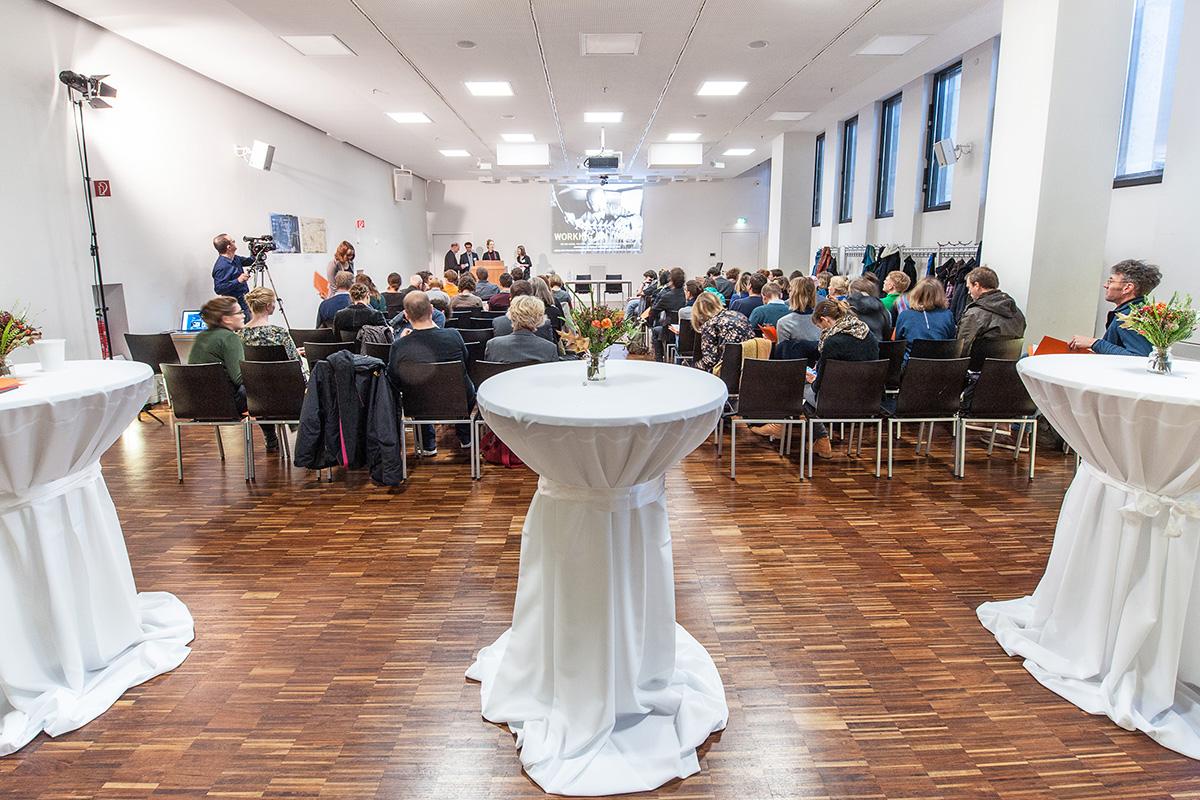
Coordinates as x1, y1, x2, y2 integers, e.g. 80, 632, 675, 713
479, 429, 524, 468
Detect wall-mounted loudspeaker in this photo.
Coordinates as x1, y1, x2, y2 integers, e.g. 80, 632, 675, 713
393, 168, 414, 202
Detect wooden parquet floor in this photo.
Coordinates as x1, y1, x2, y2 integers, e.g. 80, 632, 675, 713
4, 412, 1198, 800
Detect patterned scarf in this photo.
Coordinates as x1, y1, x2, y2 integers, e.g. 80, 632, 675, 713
818, 313, 870, 352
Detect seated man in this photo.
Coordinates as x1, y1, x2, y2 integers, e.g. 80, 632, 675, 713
475, 266, 499, 301
387, 292, 473, 456
492, 280, 553, 341
955, 266, 1027, 359
643, 267, 686, 362
485, 296, 560, 363
747, 281, 790, 336
316, 271, 355, 328
1069, 259, 1162, 356
730, 275, 766, 317
333, 283, 386, 342
487, 272, 514, 311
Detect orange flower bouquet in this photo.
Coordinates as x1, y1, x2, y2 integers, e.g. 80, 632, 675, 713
559, 302, 643, 382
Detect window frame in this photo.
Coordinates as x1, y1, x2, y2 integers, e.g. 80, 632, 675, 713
922, 62, 962, 213
1114, 0, 1183, 188
874, 92, 902, 219
812, 132, 825, 227
838, 116, 858, 224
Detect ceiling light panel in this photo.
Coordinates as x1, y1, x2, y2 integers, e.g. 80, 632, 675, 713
723, 148, 755, 156
387, 111, 431, 124
440, 149, 471, 157
580, 33, 643, 55
697, 80, 747, 96
666, 132, 701, 142
501, 133, 536, 143
768, 111, 812, 121
280, 34, 356, 56
465, 81, 513, 96
648, 143, 703, 167
584, 111, 623, 123
856, 34, 929, 56
496, 143, 550, 166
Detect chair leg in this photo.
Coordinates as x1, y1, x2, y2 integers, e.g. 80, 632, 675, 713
779, 424, 786, 457
215, 427, 225, 461
798, 421, 807, 481
986, 423, 998, 455
1029, 419, 1037, 481
926, 422, 935, 455
857, 423, 865, 458
887, 419, 894, 479
400, 421, 408, 481
808, 419, 814, 479
717, 416, 724, 459
174, 423, 183, 482
875, 420, 882, 478
956, 419, 966, 478
730, 420, 737, 479
1013, 422, 1027, 460
245, 421, 253, 482
916, 422, 926, 454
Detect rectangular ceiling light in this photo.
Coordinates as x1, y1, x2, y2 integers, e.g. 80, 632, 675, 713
768, 111, 811, 122
722, 148, 755, 156
580, 33, 643, 55
501, 132, 536, 143
496, 143, 550, 166
856, 34, 929, 56
465, 81, 513, 96
648, 143, 703, 167
280, 34, 356, 56
387, 111, 431, 124
584, 111, 623, 123
666, 132, 701, 142
697, 80, 747, 96
440, 149, 471, 157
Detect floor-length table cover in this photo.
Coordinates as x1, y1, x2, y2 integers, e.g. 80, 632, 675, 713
978, 354, 1200, 758
0, 361, 194, 756
467, 360, 728, 795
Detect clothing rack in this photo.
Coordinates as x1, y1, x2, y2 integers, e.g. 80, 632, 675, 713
838, 243, 907, 278
935, 241, 979, 263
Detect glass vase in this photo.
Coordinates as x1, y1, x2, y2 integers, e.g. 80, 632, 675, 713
0, 357, 9, 378
1146, 346, 1173, 375
586, 351, 607, 382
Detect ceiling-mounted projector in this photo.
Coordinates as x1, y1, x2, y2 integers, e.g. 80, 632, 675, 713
584, 154, 620, 171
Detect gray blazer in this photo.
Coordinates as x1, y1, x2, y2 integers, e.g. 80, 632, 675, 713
484, 330, 560, 363
492, 316, 555, 342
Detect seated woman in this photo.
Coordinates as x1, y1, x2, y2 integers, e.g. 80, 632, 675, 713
354, 273, 388, 315
827, 275, 850, 302
485, 296, 560, 363
805, 300, 879, 459
691, 291, 754, 373
450, 274, 484, 311
530, 277, 567, 335
894, 277, 956, 349
333, 283, 386, 342
241, 287, 300, 361
776, 277, 820, 347
189, 296, 279, 452
547, 273, 572, 311
729, 272, 752, 304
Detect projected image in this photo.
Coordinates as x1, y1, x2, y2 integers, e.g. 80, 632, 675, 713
551, 184, 644, 253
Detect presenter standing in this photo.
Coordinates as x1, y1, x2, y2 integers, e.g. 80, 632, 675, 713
481, 239, 502, 261
326, 241, 356, 285
444, 242, 460, 272
211, 233, 252, 319
459, 241, 480, 270
514, 244, 532, 271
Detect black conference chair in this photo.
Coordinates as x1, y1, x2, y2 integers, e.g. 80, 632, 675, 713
573, 273, 592, 297
161, 363, 249, 482
361, 341, 393, 361
393, 361, 476, 480
956, 358, 1039, 480
463, 316, 496, 330
713, 344, 745, 459
458, 328, 495, 348
463, 341, 484, 372
289, 328, 335, 350
672, 318, 698, 366
468, 360, 537, 479
729, 359, 807, 481
604, 273, 624, 300
303, 341, 355, 374
878, 339, 907, 394
242, 343, 290, 362
967, 337, 1025, 372
124, 332, 180, 424
804, 359, 890, 478
885, 358, 970, 478
242, 360, 306, 480
909, 338, 960, 360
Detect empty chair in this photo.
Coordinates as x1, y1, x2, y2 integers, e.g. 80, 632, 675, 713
242, 343, 290, 362
804, 359, 889, 478
124, 332, 180, 423
729, 359, 807, 481
956, 358, 1038, 480
361, 341, 393, 361
468, 360, 537, 478
885, 357, 970, 478
604, 273, 624, 299
303, 340, 355, 373
877, 339, 907, 393
161, 363, 249, 482
673, 317, 698, 366
712, 343, 745, 458
909, 338, 959, 360
289, 327, 335, 350
392, 361, 476, 479
242, 360, 306, 479
967, 337, 1025, 372
573, 273, 592, 297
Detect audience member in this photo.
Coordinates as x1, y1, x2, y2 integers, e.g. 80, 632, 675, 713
955, 266, 1027, 358
847, 278, 893, 342
487, 272, 515, 311
827, 275, 850, 301
475, 266, 499, 300
486, 296, 560, 363
894, 278, 956, 347
747, 281, 789, 334
679, 279, 702, 325
644, 268, 687, 362
628, 269, 658, 319
692, 291, 754, 373
806, 300, 879, 459
383, 272, 406, 318
1069, 259, 1162, 356
731, 274, 767, 317
491, 281, 552, 341
242, 287, 299, 361
316, 271, 355, 328
881, 271, 911, 315
510, 266, 525, 281
426, 277, 451, 307
334, 283, 387, 342
354, 273, 387, 315
450, 274, 484, 311
815, 272, 832, 300
547, 273, 572, 310
711, 266, 734, 299
530, 277, 567, 334
443, 270, 460, 296
730, 272, 752, 303
775, 277, 820, 347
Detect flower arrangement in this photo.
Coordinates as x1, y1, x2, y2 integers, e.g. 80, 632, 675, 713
558, 300, 642, 381
1117, 293, 1196, 374
0, 307, 41, 377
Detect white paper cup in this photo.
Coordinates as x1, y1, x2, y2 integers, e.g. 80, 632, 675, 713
34, 339, 66, 371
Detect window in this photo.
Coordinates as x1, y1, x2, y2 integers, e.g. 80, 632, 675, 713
838, 116, 857, 224
1115, 0, 1183, 186
812, 133, 825, 227
875, 93, 902, 218
923, 62, 961, 211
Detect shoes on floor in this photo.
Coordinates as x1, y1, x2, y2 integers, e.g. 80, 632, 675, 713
264, 440, 280, 454
750, 423, 784, 437
417, 448, 438, 457
813, 436, 833, 459
458, 440, 472, 449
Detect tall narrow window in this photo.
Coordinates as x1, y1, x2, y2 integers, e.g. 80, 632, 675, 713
1115, 0, 1183, 186
875, 93, 902, 219
923, 62, 961, 211
812, 133, 825, 227
838, 116, 857, 224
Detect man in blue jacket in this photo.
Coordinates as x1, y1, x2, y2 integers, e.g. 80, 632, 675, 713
1069, 259, 1162, 356
211, 233, 253, 318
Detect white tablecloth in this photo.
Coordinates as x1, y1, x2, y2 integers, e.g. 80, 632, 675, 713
0, 361, 194, 756
466, 360, 728, 795
978, 354, 1200, 758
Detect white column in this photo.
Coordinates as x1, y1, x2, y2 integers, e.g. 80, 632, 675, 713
766, 131, 816, 271
980, 0, 1134, 343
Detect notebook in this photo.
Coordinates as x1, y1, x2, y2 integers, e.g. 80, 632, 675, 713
0, 378, 20, 394
1032, 335, 1087, 356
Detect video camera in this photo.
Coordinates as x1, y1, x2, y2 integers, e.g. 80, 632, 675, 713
242, 234, 276, 262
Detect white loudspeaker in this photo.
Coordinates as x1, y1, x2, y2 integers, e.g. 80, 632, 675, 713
393, 168, 414, 202
933, 138, 958, 167
249, 140, 274, 171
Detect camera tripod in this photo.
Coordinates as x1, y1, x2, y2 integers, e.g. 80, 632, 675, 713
248, 253, 292, 330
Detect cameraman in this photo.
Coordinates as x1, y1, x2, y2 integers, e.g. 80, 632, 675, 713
211, 233, 252, 319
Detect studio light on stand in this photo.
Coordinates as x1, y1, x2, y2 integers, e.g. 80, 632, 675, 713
59, 70, 117, 358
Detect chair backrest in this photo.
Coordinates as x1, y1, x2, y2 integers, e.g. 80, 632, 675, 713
161, 363, 241, 421
463, 341, 483, 370
445, 316, 470, 329
574, 273, 592, 294
124, 333, 180, 375
604, 273, 622, 295
394, 361, 470, 419
361, 341, 392, 361
966, 358, 1037, 418
458, 328, 495, 346
289, 328, 335, 349
470, 359, 536, 387
813, 359, 889, 419
242, 360, 306, 420
303, 340, 355, 372
877, 339, 907, 390
968, 337, 1025, 372
676, 315, 697, 359
463, 316, 495, 329
718, 344, 743, 395
738, 359, 806, 419
909, 337, 959, 360
242, 343, 290, 362
478, 309, 507, 319
895, 358, 970, 418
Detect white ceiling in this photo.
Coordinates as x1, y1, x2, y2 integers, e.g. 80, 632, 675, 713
50, 0, 1000, 181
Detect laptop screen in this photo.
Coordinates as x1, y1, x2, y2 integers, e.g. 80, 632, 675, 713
180, 310, 206, 332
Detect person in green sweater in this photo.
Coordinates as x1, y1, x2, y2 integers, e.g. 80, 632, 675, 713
881, 270, 911, 314
188, 295, 279, 452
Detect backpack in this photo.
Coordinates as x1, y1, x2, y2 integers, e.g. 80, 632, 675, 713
479, 430, 524, 468
358, 324, 394, 345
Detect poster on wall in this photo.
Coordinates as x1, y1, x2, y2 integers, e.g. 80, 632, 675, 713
269, 213, 300, 253
551, 183, 644, 253
299, 216, 327, 254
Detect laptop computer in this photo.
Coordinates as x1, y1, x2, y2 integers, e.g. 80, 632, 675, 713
180, 310, 206, 332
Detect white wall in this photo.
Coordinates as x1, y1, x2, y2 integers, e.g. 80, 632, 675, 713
0, 0, 428, 361
427, 163, 772, 282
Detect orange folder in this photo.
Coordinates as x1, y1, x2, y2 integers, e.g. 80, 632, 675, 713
0, 377, 20, 394
1032, 335, 1088, 356
760, 325, 778, 343
313, 271, 330, 298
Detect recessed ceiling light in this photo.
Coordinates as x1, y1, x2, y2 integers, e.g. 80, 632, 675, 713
697, 80, 747, 96
584, 111, 623, 123
723, 148, 754, 156
666, 132, 702, 142
501, 132, 536, 143
768, 111, 812, 122
440, 149, 471, 157
465, 81, 513, 96
856, 34, 929, 56
477, 160, 493, 170
580, 33, 643, 56
280, 34, 356, 56
456, 40, 477, 49
387, 111, 431, 124
501, 113, 517, 120
747, 40, 769, 49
